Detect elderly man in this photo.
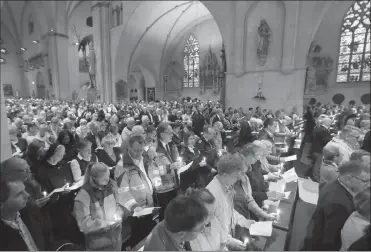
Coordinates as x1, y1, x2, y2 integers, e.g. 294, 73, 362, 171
206, 154, 256, 251
141, 115, 150, 131
310, 116, 333, 182
196, 125, 221, 169
121, 117, 135, 143
144, 196, 210, 251
237, 111, 254, 147
304, 161, 370, 251
319, 143, 342, 190
212, 108, 224, 126
324, 125, 361, 165
350, 150, 370, 172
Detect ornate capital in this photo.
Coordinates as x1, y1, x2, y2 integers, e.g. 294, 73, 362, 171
91, 1, 110, 10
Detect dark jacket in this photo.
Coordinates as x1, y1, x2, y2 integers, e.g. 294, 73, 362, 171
144, 221, 184, 251
11, 138, 28, 154
245, 161, 268, 207
191, 112, 205, 135
348, 225, 371, 251
195, 136, 218, 168
179, 147, 214, 192
238, 120, 254, 146
311, 126, 332, 154
0, 204, 56, 251
304, 179, 355, 251
361, 131, 370, 153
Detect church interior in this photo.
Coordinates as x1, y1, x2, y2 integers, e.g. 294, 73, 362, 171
0, 0, 370, 251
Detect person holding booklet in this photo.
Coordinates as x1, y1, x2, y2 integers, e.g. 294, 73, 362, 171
179, 132, 214, 192
115, 135, 157, 249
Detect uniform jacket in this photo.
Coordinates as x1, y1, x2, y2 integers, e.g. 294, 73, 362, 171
115, 150, 154, 212
156, 141, 180, 192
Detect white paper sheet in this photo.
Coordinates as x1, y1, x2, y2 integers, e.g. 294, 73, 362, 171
263, 199, 280, 208
284, 191, 291, 199
133, 207, 161, 217
283, 155, 297, 162
177, 161, 193, 174
269, 180, 286, 193
281, 168, 299, 183
46, 186, 67, 198
249, 221, 273, 237
138, 246, 144, 251
298, 178, 319, 205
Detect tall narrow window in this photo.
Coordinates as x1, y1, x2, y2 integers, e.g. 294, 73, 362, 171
337, 0, 370, 82
183, 34, 200, 88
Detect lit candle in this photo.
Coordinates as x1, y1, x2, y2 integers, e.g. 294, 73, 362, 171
65, 183, 70, 188
114, 214, 122, 222
203, 157, 206, 162
42, 191, 47, 197
120, 154, 123, 160
223, 146, 227, 151
281, 184, 285, 192
243, 237, 249, 246
276, 209, 280, 216
177, 157, 182, 163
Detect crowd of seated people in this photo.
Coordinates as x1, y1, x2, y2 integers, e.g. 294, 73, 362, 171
1, 96, 370, 251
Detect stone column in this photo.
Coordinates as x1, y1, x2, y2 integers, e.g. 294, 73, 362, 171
42, 30, 71, 100
0, 86, 11, 162
92, 1, 113, 103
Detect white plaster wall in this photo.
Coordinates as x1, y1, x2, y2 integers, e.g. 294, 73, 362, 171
311, 1, 370, 105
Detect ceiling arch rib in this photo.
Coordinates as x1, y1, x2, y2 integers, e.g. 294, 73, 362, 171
159, 1, 194, 77
127, 1, 192, 78
2, 1, 22, 48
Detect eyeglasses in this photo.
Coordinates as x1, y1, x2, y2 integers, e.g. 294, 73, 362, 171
192, 221, 211, 233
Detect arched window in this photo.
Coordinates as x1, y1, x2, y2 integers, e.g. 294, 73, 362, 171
337, 0, 370, 82
183, 34, 200, 88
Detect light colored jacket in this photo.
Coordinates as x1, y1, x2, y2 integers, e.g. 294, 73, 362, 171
341, 211, 370, 251
206, 177, 248, 238
190, 217, 228, 251
73, 180, 123, 251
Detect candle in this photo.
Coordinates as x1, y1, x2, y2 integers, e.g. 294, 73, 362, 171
177, 157, 182, 163
42, 191, 47, 197
120, 154, 123, 160
223, 146, 227, 151
281, 184, 285, 192
114, 214, 122, 222
203, 157, 206, 162
65, 183, 70, 188
243, 237, 249, 246
277, 209, 280, 216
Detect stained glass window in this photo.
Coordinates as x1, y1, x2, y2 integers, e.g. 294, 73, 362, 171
183, 34, 200, 88
337, 0, 370, 82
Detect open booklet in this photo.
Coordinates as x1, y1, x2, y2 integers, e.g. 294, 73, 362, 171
249, 221, 273, 237
177, 161, 194, 174
45, 179, 84, 198
133, 207, 161, 217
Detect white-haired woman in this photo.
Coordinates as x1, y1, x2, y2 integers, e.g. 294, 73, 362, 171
74, 162, 125, 250
96, 133, 122, 171
259, 139, 284, 173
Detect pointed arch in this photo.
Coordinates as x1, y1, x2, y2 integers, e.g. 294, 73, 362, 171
336, 0, 370, 83
183, 34, 200, 88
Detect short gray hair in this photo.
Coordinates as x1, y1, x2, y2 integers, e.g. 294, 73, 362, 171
217, 154, 244, 175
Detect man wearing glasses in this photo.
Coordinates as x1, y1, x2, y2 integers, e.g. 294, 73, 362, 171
304, 160, 370, 251
143, 195, 210, 251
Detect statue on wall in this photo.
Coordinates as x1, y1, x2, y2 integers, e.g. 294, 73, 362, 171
257, 19, 272, 66
305, 41, 334, 94
88, 40, 96, 89
199, 46, 222, 91
305, 41, 317, 94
